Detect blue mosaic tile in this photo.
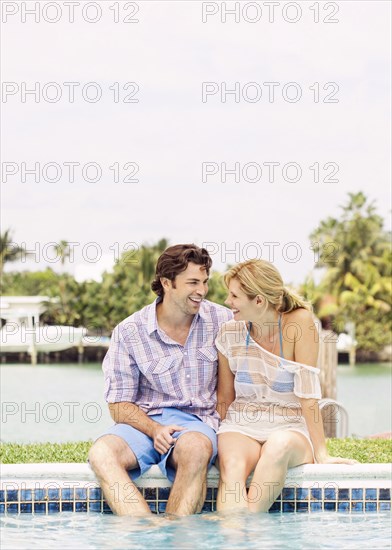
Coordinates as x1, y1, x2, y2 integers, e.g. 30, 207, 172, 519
34, 503, 46, 514
6, 490, 18, 502
282, 488, 295, 501
34, 489, 45, 501
75, 488, 87, 500
324, 488, 337, 500
21, 489, 32, 501
296, 488, 308, 501
338, 502, 350, 512
103, 508, 113, 515
310, 502, 322, 512
89, 488, 101, 500
6, 503, 19, 514
269, 501, 281, 513
103, 502, 112, 513
144, 488, 157, 500
202, 501, 213, 512
275, 493, 282, 501
379, 489, 390, 500
148, 502, 157, 513
310, 488, 322, 500
338, 489, 349, 500
206, 488, 214, 500
61, 489, 74, 501
49, 503, 61, 515
351, 489, 363, 500
20, 503, 32, 513
158, 501, 167, 513
75, 502, 87, 512
365, 489, 377, 501
0, 491, 5, 502
89, 501, 102, 512
158, 488, 170, 500
351, 502, 363, 512
1, 483, 388, 515
48, 489, 60, 501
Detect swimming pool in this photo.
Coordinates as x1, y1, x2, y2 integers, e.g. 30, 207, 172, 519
1, 462, 390, 548
1, 510, 391, 549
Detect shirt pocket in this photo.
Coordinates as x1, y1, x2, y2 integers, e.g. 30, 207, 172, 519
196, 346, 218, 364
138, 357, 178, 394
194, 346, 218, 387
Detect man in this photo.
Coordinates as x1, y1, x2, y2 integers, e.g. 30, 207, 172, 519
88, 244, 232, 516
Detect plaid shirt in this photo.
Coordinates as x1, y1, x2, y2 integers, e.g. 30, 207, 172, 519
103, 298, 232, 430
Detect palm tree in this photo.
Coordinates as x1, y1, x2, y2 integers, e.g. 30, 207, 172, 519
52, 240, 71, 267
0, 229, 28, 282
310, 192, 392, 352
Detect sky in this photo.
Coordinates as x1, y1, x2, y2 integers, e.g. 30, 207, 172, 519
1, 0, 391, 286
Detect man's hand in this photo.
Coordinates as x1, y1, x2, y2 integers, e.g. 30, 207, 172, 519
152, 424, 186, 454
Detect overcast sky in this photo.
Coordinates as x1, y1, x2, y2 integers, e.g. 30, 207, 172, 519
2, 0, 390, 286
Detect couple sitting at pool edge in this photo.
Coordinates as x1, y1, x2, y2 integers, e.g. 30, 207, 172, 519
88, 244, 356, 516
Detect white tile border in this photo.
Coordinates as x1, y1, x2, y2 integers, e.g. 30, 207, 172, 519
1, 463, 391, 490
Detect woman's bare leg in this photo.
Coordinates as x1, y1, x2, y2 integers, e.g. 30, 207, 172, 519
217, 433, 262, 512
247, 431, 313, 513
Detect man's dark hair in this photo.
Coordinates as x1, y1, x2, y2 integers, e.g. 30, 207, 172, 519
151, 244, 212, 297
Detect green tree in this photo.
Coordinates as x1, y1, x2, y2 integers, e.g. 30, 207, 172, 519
206, 270, 228, 305
98, 239, 169, 329
52, 240, 71, 267
0, 229, 29, 284
1, 268, 62, 296
310, 192, 391, 354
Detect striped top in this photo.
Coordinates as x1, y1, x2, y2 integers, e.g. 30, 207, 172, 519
216, 320, 322, 412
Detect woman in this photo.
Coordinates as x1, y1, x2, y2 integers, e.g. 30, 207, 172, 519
215, 259, 356, 513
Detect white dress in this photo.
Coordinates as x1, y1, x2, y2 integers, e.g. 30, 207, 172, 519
215, 320, 322, 458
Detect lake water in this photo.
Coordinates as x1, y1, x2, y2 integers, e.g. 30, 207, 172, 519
0, 363, 391, 443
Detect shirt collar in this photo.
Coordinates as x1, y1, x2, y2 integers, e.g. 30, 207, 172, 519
147, 297, 161, 336
147, 297, 208, 336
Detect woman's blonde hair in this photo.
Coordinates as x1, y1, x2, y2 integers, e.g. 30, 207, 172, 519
224, 259, 311, 313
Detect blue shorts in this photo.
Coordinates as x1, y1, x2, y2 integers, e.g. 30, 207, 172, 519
97, 408, 217, 482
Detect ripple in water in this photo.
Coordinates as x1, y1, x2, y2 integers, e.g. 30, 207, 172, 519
1, 511, 391, 550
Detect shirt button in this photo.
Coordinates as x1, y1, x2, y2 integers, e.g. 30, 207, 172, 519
184, 352, 188, 356
186, 375, 190, 378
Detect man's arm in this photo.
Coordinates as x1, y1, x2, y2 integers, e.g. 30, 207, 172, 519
104, 325, 185, 454
108, 402, 185, 454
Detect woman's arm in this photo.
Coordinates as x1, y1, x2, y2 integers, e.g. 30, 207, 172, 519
300, 398, 328, 462
294, 310, 357, 465
216, 351, 235, 421
300, 398, 356, 464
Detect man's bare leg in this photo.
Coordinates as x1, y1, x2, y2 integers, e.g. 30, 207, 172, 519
165, 432, 213, 516
88, 435, 151, 516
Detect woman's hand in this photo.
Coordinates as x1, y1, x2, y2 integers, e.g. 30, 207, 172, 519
316, 454, 359, 465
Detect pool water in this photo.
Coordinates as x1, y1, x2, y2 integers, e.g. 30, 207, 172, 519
1, 511, 391, 549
